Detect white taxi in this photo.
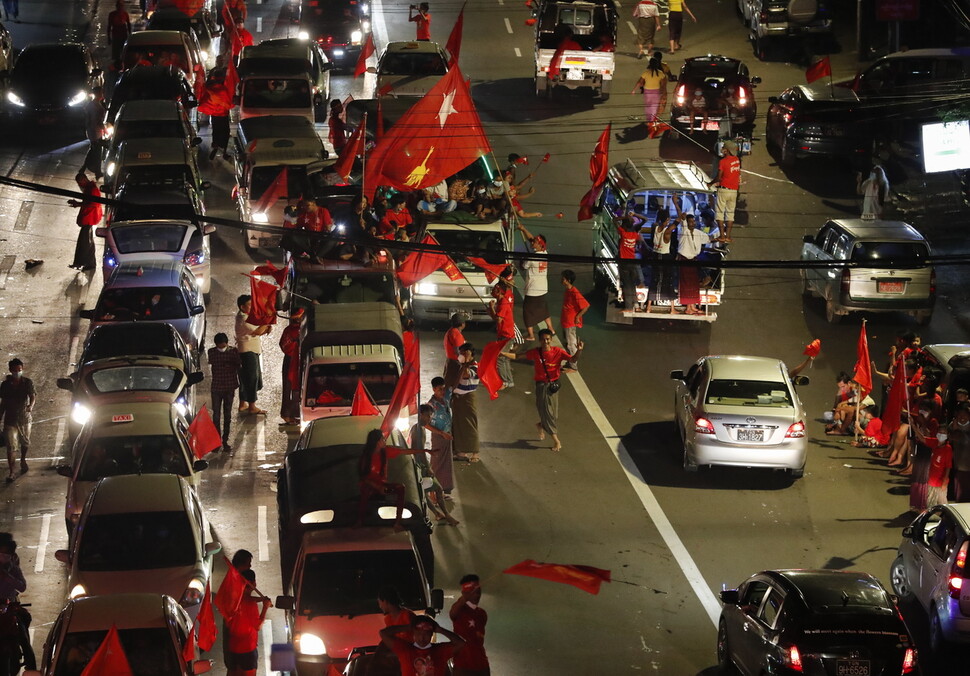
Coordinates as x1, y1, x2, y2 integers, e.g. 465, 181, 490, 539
372, 41, 448, 98
54, 474, 221, 621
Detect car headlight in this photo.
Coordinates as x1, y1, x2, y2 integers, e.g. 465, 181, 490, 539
174, 400, 188, 417
102, 124, 114, 139
106, 162, 116, 178
69, 584, 87, 599
298, 30, 310, 40
253, 212, 269, 223
351, 30, 362, 43
199, 50, 208, 61
104, 255, 117, 268
68, 91, 89, 107
180, 578, 205, 606
362, 20, 371, 31
415, 282, 437, 296
6, 91, 24, 107
360, 3, 370, 15
71, 402, 93, 426
297, 633, 327, 656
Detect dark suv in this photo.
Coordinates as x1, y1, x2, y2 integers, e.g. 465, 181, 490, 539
298, 0, 370, 70
670, 55, 760, 135
747, 0, 833, 60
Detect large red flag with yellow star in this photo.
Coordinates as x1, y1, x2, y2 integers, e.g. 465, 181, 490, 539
364, 64, 490, 196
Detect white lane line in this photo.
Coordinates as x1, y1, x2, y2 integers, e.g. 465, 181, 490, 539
67, 335, 80, 366
34, 514, 51, 574
514, 47, 522, 57
256, 16, 263, 33
372, 0, 389, 48
627, 20, 636, 34
52, 419, 66, 468
567, 371, 721, 626
256, 421, 266, 461
504, 17, 513, 33
262, 619, 273, 676
498, 0, 504, 4
257, 505, 269, 562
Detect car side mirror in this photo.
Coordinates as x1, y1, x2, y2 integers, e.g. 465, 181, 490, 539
203, 541, 221, 557
670, 370, 685, 381
201, 181, 212, 191
191, 305, 205, 316
751, 76, 761, 85
95, 227, 108, 237
56, 465, 73, 478
79, 309, 94, 319
768, 96, 778, 104
192, 660, 212, 675
902, 525, 914, 539
719, 589, 740, 605
322, 62, 334, 71
793, 375, 810, 386
187, 371, 205, 386
430, 588, 444, 611
56, 377, 74, 392
193, 459, 209, 472
192, 136, 203, 147
203, 224, 217, 235
803, 235, 813, 244
366, 66, 377, 74
54, 550, 71, 565
275, 595, 295, 611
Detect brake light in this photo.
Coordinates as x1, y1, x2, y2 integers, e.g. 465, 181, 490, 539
902, 647, 918, 674
737, 85, 748, 105
759, 10, 768, 21
785, 421, 805, 438
785, 645, 804, 672
184, 251, 205, 266
675, 83, 687, 106
695, 417, 715, 434
840, 267, 851, 297
948, 574, 963, 599
957, 542, 968, 571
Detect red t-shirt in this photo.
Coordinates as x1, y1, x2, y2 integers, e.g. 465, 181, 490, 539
444, 327, 465, 360
618, 229, 640, 259
107, 9, 130, 41
495, 290, 515, 339
298, 208, 333, 233
526, 346, 571, 382
380, 208, 412, 235
451, 603, 488, 670
866, 417, 890, 447
561, 286, 590, 329
410, 12, 431, 40
717, 155, 741, 190
929, 444, 953, 487
227, 597, 261, 653
391, 642, 455, 676
78, 184, 103, 226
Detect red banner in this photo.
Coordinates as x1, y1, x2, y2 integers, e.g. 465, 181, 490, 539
503, 559, 612, 595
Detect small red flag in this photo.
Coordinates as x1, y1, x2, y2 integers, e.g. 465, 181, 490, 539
578, 123, 611, 221
351, 380, 381, 416
479, 339, 509, 400
214, 562, 248, 622
503, 559, 612, 595
247, 276, 279, 326
197, 582, 217, 651
403, 329, 419, 370
397, 234, 463, 287
181, 620, 196, 664
881, 358, 908, 439
548, 40, 568, 79
853, 323, 873, 398
445, 3, 465, 67
354, 32, 376, 78
252, 166, 289, 217
79, 624, 134, 676
253, 260, 287, 286
380, 363, 421, 437
187, 404, 222, 459
333, 114, 367, 180
806, 56, 832, 83
803, 339, 821, 358
225, 51, 239, 96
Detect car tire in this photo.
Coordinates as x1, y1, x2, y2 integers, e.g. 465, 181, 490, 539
597, 93, 610, 102
754, 35, 769, 61
780, 138, 796, 169
889, 556, 913, 601
800, 271, 813, 298
535, 76, 546, 98
824, 299, 841, 324
716, 619, 736, 673
929, 607, 949, 657
683, 447, 699, 472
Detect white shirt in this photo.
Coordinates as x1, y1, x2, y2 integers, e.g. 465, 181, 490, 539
235, 310, 263, 354
633, 0, 659, 18
523, 255, 548, 296
653, 224, 671, 254
677, 225, 709, 260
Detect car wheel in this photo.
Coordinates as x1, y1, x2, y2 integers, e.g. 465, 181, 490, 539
535, 76, 546, 98
800, 271, 813, 298
780, 138, 796, 169
683, 447, 699, 472
889, 556, 913, 600
824, 299, 841, 324
597, 92, 611, 102
754, 35, 769, 61
716, 620, 736, 673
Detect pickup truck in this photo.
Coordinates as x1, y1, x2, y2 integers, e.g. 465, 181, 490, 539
533, 0, 617, 101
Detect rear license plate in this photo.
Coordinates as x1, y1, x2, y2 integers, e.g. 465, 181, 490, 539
566, 69, 585, 80
836, 660, 870, 676
704, 120, 721, 131
737, 429, 764, 442
877, 280, 905, 294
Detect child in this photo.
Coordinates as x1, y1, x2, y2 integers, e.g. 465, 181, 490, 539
411, 405, 459, 525
688, 89, 707, 134
927, 435, 953, 509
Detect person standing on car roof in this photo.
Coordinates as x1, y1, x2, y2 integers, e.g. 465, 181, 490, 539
106, 1, 131, 69
666, 0, 696, 54
709, 141, 741, 243
409, 3, 432, 41
207, 333, 242, 452
200, 56, 233, 161
82, 87, 107, 181
0, 360, 34, 484
632, 0, 661, 59
234, 295, 272, 416
67, 173, 102, 271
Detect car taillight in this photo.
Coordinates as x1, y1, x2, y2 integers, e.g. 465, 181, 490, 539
785, 421, 805, 438
184, 251, 204, 266
695, 417, 715, 434
840, 267, 851, 297
785, 645, 804, 672
902, 647, 918, 674
948, 574, 963, 599
737, 85, 748, 105
759, 10, 768, 21
675, 83, 687, 105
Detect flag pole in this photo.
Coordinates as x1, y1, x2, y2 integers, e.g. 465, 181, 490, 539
855, 318, 865, 444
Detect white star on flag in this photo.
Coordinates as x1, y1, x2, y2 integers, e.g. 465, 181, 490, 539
437, 89, 457, 128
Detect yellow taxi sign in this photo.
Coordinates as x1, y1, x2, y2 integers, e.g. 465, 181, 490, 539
111, 414, 134, 423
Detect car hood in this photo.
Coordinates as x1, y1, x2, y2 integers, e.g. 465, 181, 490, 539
377, 75, 441, 98
11, 76, 85, 104
73, 565, 199, 601
293, 612, 384, 660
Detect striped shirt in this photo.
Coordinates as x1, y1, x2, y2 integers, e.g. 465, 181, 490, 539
454, 361, 479, 396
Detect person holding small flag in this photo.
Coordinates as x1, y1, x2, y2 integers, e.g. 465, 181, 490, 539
450, 574, 489, 676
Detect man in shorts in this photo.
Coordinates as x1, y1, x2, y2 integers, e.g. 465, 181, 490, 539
710, 141, 741, 243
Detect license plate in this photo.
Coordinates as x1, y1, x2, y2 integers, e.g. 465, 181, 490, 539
737, 429, 763, 442
111, 414, 134, 423
704, 120, 721, 131
877, 280, 905, 294
837, 660, 870, 676
566, 69, 585, 81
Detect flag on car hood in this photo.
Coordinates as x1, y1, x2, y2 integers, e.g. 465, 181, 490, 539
351, 380, 381, 416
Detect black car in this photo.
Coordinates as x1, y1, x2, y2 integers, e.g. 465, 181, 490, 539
718, 569, 920, 675
107, 65, 197, 125
299, 0, 370, 69
146, 7, 222, 68
4, 43, 103, 124
670, 54, 760, 135
765, 83, 871, 168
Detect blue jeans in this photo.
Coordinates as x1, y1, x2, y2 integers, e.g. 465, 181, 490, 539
2, 0, 18, 19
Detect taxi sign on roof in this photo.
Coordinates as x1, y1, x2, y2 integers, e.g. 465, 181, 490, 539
111, 414, 135, 423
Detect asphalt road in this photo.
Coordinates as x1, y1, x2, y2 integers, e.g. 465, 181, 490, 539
2, 0, 970, 674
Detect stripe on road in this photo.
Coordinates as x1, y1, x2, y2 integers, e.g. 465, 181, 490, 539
0, 255, 14, 290
258, 505, 269, 561
13, 200, 33, 231
514, 47, 521, 57
627, 20, 636, 34
504, 17, 513, 33
34, 513, 51, 574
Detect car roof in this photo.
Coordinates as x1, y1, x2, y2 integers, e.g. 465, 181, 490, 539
825, 219, 926, 242
768, 569, 892, 609
682, 54, 742, 69
20, 42, 85, 57
303, 415, 387, 449
82, 322, 187, 360
241, 41, 312, 61
118, 64, 189, 83
63, 594, 178, 632
942, 503, 970, 528
125, 30, 189, 46
85, 400, 180, 438
106, 260, 189, 287
922, 344, 970, 371
238, 115, 320, 142
118, 137, 191, 163
704, 355, 787, 381
89, 474, 189, 515
116, 99, 185, 121
879, 47, 970, 61
794, 83, 860, 102
302, 527, 414, 553
383, 41, 446, 55
609, 159, 714, 195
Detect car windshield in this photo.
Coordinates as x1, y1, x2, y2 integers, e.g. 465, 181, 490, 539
241, 78, 311, 109
851, 241, 928, 264
251, 166, 310, 200
294, 271, 397, 307
17, 48, 86, 81
305, 362, 398, 406
87, 366, 181, 395
298, 550, 425, 618
705, 380, 792, 407
302, 0, 359, 31
115, 120, 185, 143
96, 287, 188, 321
111, 224, 188, 253
429, 229, 506, 270
122, 46, 189, 72
120, 166, 193, 187
77, 511, 195, 571
77, 434, 189, 482
54, 628, 178, 676
380, 52, 447, 76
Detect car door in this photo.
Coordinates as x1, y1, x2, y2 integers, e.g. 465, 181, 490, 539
918, 508, 959, 603
801, 222, 831, 291
680, 361, 706, 446
728, 578, 771, 674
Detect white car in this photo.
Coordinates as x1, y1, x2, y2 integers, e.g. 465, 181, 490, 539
56, 401, 208, 537
670, 355, 809, 477
55, 474, 221, 621
97, 220, 215, 295
372, 41, 448, 98
26, 593, 211, 676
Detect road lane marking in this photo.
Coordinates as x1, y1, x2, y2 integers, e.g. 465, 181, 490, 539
627, 19, 636, 34
256, 420, 266, 461
514, 47, 521, 57
498, 0, 504, 4
504, 17, 513, 33
13, 200, 32, 231
567, 370, 721, 626
256, 16, 263, 33
372, 0, 389, 47
0, 255, 14, 290
262, 619, 273, 676
258, 505, 269, 561
35, 513, 51, 574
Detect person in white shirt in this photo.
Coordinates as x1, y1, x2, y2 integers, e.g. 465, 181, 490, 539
517, 223, 552, 341
632, 0, 661, 59
234, 294, 273, 415
672, 196, 716, 315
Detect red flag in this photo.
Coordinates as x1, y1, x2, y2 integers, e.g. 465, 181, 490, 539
364, 64, 491, 195
214, 562, 248, 621
548, 39, 570, 79
403, 329, 419, 369
503, 559, 612, 595
334, 114, 367, 180
252, 166, 289, 217
79, 624, 134, 676
187, 404, 222, 458
221, 2, 236, 39
225, 51, 239, 96
354, 32, 376, 78
181, 620, 196, 664
397, 234, 464, 287
806, 56, 832, 83
466, 256, 508, 283
380, 364, 421, 437
853, 323, 873, 398
479, 339, 509, 400
803, 339, 821, 358
578, 122, 611, 221
445, 4, 465, 67
253, 260, 287, 286
197, 582, 217, 651
247, 276, 278, 326
172, 0, 205, 15
880, 358, 908, 439
351, 380, 381, 416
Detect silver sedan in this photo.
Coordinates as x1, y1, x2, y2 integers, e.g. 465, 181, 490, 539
671, 355, 809, 477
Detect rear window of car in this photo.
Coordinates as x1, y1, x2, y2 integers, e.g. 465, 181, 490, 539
306, 362, 399, 406
55, 628, 178, 676
850, 241, 928, 264
123, 45, 189, 71
77, 511, 195, 570
96, 287, 188, 321
797, 578, 893, 613
705, 380, 792, 407
380, 52, 447, 76
683, 61, 740, 79
112, 224, 188, 253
